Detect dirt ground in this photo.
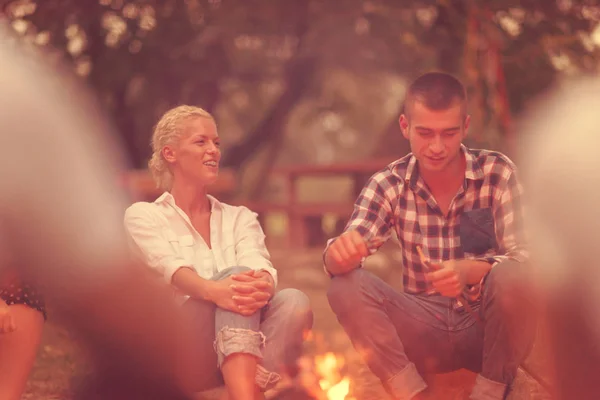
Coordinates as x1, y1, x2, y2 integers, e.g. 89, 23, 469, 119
22, 247, 551, 400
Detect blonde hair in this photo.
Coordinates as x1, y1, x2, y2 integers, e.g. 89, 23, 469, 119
148, 105, 214, 191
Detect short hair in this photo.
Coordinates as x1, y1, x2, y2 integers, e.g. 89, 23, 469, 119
403, 72, 467, 118
148, 105, 214, 191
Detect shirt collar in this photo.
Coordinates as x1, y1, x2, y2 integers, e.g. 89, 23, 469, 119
463, 144, 484, 181
155, 191, 223, 212
399, 144, 485, 189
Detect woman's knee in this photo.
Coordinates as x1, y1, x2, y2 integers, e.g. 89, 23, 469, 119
272, 288, 313, 327
215, 266, 252, 280
276, 288, 310, 309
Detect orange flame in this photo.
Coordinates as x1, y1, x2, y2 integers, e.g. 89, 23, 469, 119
314, 352, 354, 400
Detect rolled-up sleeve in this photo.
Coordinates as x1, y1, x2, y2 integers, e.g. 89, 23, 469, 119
124, 203, 191, 284
322, 174, 395, 275
233, 207, 278, 287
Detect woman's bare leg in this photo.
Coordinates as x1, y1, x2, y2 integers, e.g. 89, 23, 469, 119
217, 373, 265, 400
221, 353, 258, 400
0, 304, 44, 400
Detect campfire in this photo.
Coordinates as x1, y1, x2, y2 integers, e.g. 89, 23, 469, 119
268, 331, 356, 400
314, 352, 353, 400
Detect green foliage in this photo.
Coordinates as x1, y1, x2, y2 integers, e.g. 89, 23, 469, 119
2, 0, 599, 168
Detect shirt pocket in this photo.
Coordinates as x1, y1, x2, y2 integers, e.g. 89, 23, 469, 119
164, 231, 196, 263
459, 208, 497, 257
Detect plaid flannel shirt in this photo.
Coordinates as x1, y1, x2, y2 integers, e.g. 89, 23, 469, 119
324, 145, 528, 305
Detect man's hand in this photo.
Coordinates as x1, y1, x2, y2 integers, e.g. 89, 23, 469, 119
325, 231, 370, 275
0, 300, 16, 334
230, 270, 274, 314
205, 276, 270, 316
426, 260, 468, 298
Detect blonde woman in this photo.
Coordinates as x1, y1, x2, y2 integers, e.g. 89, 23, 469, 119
124, 106, 313, 400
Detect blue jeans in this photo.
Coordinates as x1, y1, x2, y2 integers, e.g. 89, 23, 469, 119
327, 261, 535, 400
182, 266, 313, 392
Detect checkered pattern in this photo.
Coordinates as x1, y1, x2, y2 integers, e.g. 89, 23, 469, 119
325, 145, 527, 301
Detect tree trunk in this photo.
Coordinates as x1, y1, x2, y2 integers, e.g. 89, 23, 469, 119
221, 0, 313, 169
428, 0, 468, 74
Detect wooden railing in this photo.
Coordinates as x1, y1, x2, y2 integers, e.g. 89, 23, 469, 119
121, 158, 396, 248
239, 158, 396, 248
121, 168, 237, 202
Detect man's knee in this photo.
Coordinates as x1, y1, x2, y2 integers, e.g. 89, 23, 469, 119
486, 261, 527, 289
485, 261, 532, 311
327, 268, 373, 313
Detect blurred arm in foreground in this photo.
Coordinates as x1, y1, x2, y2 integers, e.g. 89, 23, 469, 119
0, 26, 198, 400
521, 77, 600, 400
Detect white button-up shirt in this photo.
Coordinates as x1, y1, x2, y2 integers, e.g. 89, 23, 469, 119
124, 192, 277, 297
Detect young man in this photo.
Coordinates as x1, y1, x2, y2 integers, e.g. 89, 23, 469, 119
324, 72, 533, 400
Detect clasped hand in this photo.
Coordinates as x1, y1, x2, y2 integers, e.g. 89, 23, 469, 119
426, 260, 468, 298
209, 270, 274, 316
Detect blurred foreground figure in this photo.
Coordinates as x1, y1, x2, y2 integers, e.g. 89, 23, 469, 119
0, 26, 198, 399
521, 78, 600, 400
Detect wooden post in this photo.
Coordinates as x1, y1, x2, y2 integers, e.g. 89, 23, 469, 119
288, 173, 307, 249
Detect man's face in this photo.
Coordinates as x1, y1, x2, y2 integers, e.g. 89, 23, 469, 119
399, 101, 469, 174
